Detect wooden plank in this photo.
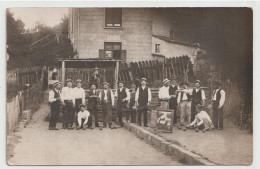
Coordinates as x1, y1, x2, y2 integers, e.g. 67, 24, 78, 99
62, 61, 65, 87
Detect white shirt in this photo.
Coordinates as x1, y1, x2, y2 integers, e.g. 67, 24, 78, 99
212, 89, 226, 108
158, 86, 170, 100
73, 87, 85, 104
77, 110, 90, 126
189, 111, 213, 129
195, 88, 206, 100
49, 89, 60, 103
115, 87, 130, 101
61, 86, 75, 105
135, 86, 152, 102
98, 89, 115, 106
177, 88, 193, 104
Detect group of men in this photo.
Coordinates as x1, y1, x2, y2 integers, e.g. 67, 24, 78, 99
158, 78, 225, 132
48, 75, 153, 130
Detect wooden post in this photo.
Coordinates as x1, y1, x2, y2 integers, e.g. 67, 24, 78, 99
114, 61, 119, 89
62, 61, 65, 87
47, 67, 49, 89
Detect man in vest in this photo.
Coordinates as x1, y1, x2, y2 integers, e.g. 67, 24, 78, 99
191, 80, 206, 122
87, 83, 99, 128
48, 81, 61, 130
73, 79, 85, 128
177, 82, 193, 130
135, 78, 152, 127
129, 84, 137, 123
99, 82, 114, 128
61, 79, 75, 130
211, 81, 226, 130
158, 78, 171, 109
169, 77, 180, 125
115, 81, 130, 126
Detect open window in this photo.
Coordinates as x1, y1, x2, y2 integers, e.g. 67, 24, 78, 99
105, 8, 122, 27
99, 42, 126, 62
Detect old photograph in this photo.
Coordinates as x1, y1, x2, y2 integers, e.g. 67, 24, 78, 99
6, 7, 253, 166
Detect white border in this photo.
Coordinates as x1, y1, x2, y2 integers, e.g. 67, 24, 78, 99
0, 1, 259, 169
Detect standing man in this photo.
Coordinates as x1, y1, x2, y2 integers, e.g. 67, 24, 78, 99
177, 82, 193, 130
61, 79, 75, 130
158, 78, 171, 109
135, 78, 152, 127
169, 77, 179, 125
211, 81, 225, 130
87, 83, 99, 128
191, 80, 206, 122
99, 82, 114, 128
129, 84, 137, 123
48, 81, 61, 130
90, 67, 101, 88
73, 79, 85, 127
115, 81, 130, 126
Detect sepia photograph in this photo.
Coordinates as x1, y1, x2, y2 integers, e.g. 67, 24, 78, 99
5, 5, 254, 166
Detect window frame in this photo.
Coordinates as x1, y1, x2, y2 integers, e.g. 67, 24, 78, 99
155, 44, 160, 53
105, 8, 122, 28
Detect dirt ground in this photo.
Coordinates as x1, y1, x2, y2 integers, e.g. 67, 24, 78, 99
145, 122, 253, 165
7, 104, 182, 166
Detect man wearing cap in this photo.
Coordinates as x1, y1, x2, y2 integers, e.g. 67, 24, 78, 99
73, 79, 85, 127
211, 81, 226, 130
76, 104, 90, 130
158, 79, 171, 109
115, 81, 130, 126
90, 67, 101, 88
177, 82, 193, 130
61, 79, 75, 130
135, 78, 152, 127
99, 82, 114, 128
48, 81, 61, 130
169, 78, 180, 125
191, 80, 206, 122
86, 83, 99, 128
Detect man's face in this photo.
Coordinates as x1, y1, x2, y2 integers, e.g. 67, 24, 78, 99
164, 82, 170, 87
55, 84, 61, 90
91, 84, 96, 90
118, 83, 123, 88
195, 83, 200, 89
141, 80, 146, 86
80, 106, 85, 111
131, 87, 136, 92
77, 82, 82, 88
171, 80, 176, 85
214, 84, 220, 89
183, 84, 188, 89
67, 82, 72, 87
94, 70, 99, 74
104, 84, 108, 89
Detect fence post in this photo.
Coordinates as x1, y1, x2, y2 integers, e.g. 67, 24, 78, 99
62, 60, 65, 87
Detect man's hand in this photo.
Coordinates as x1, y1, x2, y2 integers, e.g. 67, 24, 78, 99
218, 105, 222, 109
147, 101, 151, 106
61, 102, 65, 106
135, 102, 139, 107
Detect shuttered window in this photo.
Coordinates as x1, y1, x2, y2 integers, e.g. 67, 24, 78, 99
105, 8, 122, 27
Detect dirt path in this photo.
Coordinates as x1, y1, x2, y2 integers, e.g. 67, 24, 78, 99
8, 104, 182, 166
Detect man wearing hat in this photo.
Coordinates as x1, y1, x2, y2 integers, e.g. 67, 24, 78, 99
76, 104, 90, 130
48, 81, 61, 130
61, 79, 75, 130
90, 67, 101, 88
73, 79, 85, 127
211, 81, 226, 130
191, 80, 206, 122
177, 81, 193, 130
115, 81, 130, 126
99, 82, 114, 128
135, 78, 152, 127
169, 77, 180, 125
158, 79, 171, 109
86, 83, 99, 128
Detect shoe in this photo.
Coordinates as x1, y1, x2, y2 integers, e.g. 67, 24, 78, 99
202, 129, 206, 133
195, 128, 199, 132
83, 126, 87, 130
182, 127, 186, 131
177, 125, 182, 130
218, 127, 223, 130
49, 127, 53, 130
144, 125, 149, 127
76, 127, 80, 130
52, 127, 59, 130
100, 127, 103, 131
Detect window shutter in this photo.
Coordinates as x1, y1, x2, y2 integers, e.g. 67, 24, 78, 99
121, 50, 127, 62
99, 49, 105, 59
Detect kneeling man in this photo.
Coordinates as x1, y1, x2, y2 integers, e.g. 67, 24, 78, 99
77, 104, 90, 130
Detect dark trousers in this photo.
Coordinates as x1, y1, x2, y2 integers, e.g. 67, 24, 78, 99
169, 98, 177, 124
213, 102, 224, 128
49, 106, 59, 128
63, 100, 74, 128
117, 103, 127, 126
88, 107, 99, 127
191, 101, 202, 122
102, 102, 112, 127
75, 99, 82, 126
129, 110, 136, 123
137, 107, 148, 126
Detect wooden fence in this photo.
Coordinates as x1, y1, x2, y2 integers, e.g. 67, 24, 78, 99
118, 55, 194, 87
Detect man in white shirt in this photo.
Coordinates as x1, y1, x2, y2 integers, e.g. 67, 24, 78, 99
191, 80, 206, 122
158, 79, 171, 109
177, 82, 193, 130
76, 104, 90, 130
135, 78, 152, 127
211, 81, 226, 130
99, 82, 114, 128
115, 81, 130, 126
61, 79, 75, 130
73, 79, 86, 127
48, 81, 61, 130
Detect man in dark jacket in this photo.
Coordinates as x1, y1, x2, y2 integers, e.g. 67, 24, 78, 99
169, 78, 179, 125
87, 84, 99, 128
90, 67, 101, 88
